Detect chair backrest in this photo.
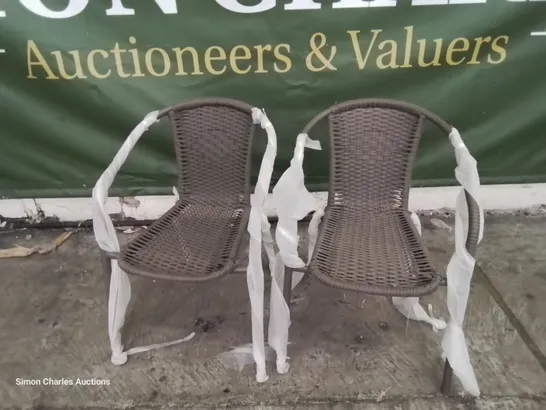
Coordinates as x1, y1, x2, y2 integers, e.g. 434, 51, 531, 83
302, 99, 452, 211
158, 98, 255, 206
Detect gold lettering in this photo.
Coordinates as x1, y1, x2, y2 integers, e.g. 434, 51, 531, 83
51, 50, 87, 79
27, 40, 59, 80
173, 47, 203, 75
468, 36, 491, 65
144, 48, 171, 77
487, 36, 509, 64
446, 38, 470, 66
87, 49, 111, 79
417, 38, 443, 68
347, 29, 382, 70
274, 44, 291, 73
254, 44, 272, 74
376, 40, 399, 69
128, 37, 144, 77
110, 43, 130, 78
401, 26, 414, 68
230, 45, 252, 75
204, 46, 227, 75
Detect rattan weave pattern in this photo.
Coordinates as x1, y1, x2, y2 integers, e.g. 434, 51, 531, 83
307, 100, 444, 296
171, 105, 254, 205
329, 108, 421, 210
119, 200, 249, 281
118, 99, 254, 281
311, 208, 439, 295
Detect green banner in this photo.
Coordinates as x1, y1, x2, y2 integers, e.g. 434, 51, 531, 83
1, 0, 546, 199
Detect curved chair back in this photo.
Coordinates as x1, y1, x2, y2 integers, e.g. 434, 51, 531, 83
302, 99, 452, 212
159, 98, 256, 205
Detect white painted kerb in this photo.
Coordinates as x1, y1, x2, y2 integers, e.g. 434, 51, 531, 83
1, 183, 545, 222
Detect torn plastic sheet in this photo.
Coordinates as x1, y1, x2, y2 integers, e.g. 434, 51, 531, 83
394, 128, 483, 395
221, 134, 322, 377
441, 127, 484, 396
92, 111, 195, 365
392, 212, 447, 332
244, 108, 278, 382
392, 296, 447, 332
217, 343, 276, 372
295, 205, 325, 288
268, 133, 322, 374
410, 211, 423, 236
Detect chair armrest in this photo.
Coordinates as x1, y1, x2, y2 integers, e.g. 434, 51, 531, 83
92, 111, 159, 254
250, 108, 278, 271
449, 127, 484, 257
464, 190, 481, 257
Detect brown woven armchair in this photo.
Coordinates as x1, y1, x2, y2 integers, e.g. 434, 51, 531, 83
281, 99, 481, 394
94, 98, 275, 365
104, 98, 255, 282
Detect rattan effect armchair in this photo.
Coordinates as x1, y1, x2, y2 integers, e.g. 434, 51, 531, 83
94, 98, 276, 366
279, 99, 481, 394
115, 99, 255, 281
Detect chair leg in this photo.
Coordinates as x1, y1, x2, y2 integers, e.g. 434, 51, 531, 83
441, 360, 453, 395
283, 267, 293, 307
100, 250, 112, 300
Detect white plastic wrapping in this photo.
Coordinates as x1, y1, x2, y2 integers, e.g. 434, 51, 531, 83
92, 112, 195, 365
392, 296, 447, 332
441, 127, 484, 396
392, 212, 447, 332
269, 133, 322, 374
410, 211, 423, 235
217, 343, 276, 372
393, 128, 483, 395
245, 108, 278, 382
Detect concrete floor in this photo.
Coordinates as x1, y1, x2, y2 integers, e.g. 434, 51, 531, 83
0, 215, 545, 409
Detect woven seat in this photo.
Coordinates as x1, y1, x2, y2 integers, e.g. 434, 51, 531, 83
119, 200, 250, 281
309, 207, 439, 296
